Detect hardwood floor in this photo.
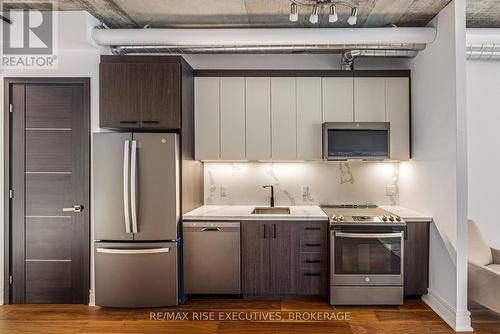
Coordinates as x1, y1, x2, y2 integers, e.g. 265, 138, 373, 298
0, 298, 499, 334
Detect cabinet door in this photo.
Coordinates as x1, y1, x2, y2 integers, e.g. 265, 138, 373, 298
354, 78, 386, 122
138, 63, 181, 129
322, 77, 354, 122
100, 63, 140, 128
386, 78, 410, 160
269, 223, 297, 294
195, 77, 220, 160
271, 78, 297, 160
246, 77, 271, 160
404, 222, 430, 296
241, 222, 270, 295
297, 78, 322, 160
220, 77, 246, 160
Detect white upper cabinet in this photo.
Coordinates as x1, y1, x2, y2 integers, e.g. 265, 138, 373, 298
386, 78, 410, 160
246, 77, 271, 160
271, 78, 297, 160
322, 77, 354, 122
220, 77, 246, 160
297, 78, 322, 160
194, 75, 410, 161
354, 78, 386, 122
195, 77, 220, 160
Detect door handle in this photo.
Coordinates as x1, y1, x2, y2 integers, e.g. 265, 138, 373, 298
96, 247, 170, 255
130, 140, 138, 233
201, 227, 221, 232
123, 140, 131, 234
62, 205, 83, 213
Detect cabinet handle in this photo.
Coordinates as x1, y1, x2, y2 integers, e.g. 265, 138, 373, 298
120, 121, 138, 124
305, 227, 321, 231
263, 225, 266, 239
305, 243, 321, 247
304, 273, 322, 276
141, 120, 160, 124
273, 224, 276, 239
305, 260, 321, 263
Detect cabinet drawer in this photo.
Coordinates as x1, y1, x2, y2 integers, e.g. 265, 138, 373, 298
299, 223, 328, 252
299, 253, 328, 270
297, 269, 328, 295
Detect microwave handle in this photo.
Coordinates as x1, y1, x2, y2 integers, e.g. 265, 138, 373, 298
335, 232, 403, 239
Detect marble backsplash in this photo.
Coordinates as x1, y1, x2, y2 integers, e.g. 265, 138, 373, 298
204, 162, 400, 206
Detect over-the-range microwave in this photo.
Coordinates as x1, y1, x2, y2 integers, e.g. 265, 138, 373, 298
322, 122, 390, 160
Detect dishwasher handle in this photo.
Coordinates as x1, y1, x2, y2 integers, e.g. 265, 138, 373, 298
201, 227, 221, 232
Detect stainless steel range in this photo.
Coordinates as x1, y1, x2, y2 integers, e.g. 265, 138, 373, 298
321, 204, 406, 305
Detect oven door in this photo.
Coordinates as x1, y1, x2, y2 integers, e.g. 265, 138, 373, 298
331, 227, 404, 286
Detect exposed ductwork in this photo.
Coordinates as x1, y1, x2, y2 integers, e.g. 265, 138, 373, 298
92, 27, 436, 69
467, 28, 500, 60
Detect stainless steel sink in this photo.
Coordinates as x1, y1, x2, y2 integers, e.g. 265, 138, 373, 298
251, 207, 290, 215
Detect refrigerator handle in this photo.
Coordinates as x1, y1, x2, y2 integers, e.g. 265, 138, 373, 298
123, 140, 131, 234
130, 140, 139, 233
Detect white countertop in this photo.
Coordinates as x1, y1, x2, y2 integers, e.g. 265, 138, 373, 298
380, 206, 433, 222
182, 205, 328, 221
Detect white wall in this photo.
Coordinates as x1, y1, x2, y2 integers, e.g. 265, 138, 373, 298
466, 60, 500, 249
204, 162, 400, 206
399, 0, 470, 331
0, 11, 103, 305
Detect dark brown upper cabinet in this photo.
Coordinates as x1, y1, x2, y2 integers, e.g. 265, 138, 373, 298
100, 56, 192, 130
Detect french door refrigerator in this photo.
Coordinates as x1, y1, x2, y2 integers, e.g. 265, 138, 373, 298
93, 132, 180, 307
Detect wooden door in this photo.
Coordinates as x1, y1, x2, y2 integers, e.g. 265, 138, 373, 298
268, 223, 297, 294
220, 77, 246, 160
241, 222, 270, 295
386, 77, 410, 160
296, 78, 322, 160
322, 77, 354, 122
6, 79, 90, 304
100, 63, 140, 127
138, 63, 181, 129
246, 77, 271, 160
404, 222, 430, 296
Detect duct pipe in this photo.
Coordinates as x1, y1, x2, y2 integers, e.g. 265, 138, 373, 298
341, 49, 418, 70
92, 27, 436, 48
467, 28, 500, 60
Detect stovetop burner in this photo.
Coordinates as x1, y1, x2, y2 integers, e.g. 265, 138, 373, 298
320, 204, 406, 226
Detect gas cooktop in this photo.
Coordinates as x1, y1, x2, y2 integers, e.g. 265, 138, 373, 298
320, 204, 406, 226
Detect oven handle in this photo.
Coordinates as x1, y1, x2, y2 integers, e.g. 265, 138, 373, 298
334, 232, 403, 239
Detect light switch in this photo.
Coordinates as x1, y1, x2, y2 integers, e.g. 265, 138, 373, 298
301, 185, 309, 197
386, 185, 397, 196
220, 185, 227, 197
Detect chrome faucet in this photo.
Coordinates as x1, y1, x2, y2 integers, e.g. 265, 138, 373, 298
262, 185, 275, 207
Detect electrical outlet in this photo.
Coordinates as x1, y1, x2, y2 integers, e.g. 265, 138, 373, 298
220, 185, 227, 197
386, 185, 397, 196
301, 185, 309, 197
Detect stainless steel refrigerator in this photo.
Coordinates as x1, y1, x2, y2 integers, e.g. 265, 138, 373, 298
93, 132, 180, 307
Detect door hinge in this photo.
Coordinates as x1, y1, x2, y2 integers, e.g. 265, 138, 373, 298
9, 275, 13, 285
9, 104, 13, 113
9, 189, 13, 199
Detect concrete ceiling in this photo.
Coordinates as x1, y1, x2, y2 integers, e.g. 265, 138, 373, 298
467, 0, 500, 28
2, 0, 453, 28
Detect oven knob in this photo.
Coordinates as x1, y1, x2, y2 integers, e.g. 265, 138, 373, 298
389, 216, 395, 221
395, 216, 401, 221
365, 277, 370, 282
381, 215, 388, 222
339, 215, 345, 221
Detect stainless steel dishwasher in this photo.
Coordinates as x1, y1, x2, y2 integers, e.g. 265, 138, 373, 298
183, 222, 241, 295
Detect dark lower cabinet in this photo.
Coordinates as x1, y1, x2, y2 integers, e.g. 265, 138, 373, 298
404, 221, 430, 296
242, 221, 328, 296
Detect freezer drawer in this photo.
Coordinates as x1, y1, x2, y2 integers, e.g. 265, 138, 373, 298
183, 222, 241, 294
95, 242, 178, 307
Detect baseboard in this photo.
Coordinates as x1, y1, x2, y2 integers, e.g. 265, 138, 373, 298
422, 288, 472, 332
88, 289, 95, 306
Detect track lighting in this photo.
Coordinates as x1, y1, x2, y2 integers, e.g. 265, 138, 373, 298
348, 7, 358, 26
289, 3, 298, 22
329, 4, 338, 23
309, 5, 319, 24
288, 1, 359, 26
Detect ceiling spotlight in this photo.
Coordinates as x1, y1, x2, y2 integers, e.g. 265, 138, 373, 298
289, 3, 298, 22
329, 4, 338, 23
348, 7, 359, 25
309, 5, 319, 24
